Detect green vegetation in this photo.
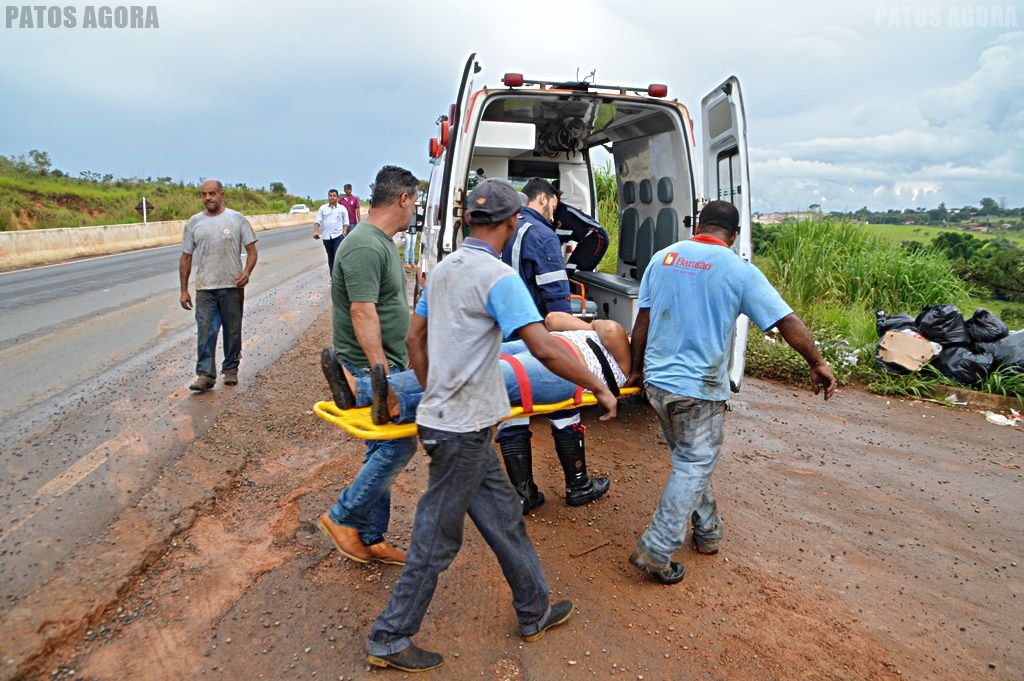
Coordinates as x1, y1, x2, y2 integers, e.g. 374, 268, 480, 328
0, 150, 316, 230
862, 223, 1024, 248
756, 219, 971, 345
594, 162, 619, 274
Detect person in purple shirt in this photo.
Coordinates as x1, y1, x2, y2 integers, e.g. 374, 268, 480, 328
339, 183, 361, 227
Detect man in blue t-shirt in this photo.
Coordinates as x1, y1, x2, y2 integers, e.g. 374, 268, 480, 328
364, 179, 617, 673
627, 200, 836, 585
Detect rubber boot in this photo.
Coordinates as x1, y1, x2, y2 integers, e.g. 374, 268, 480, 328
553, 424, 610, 507
499, 438, 545, 515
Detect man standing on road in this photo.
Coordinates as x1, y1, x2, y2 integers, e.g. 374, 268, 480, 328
318, 166, 419, 566
179, 179, 258, 392
339, 183, 361, 228
627, 200, 837, 585
498, 178, 609, 513
313, 188, 350, 277
364, 178, 618, 673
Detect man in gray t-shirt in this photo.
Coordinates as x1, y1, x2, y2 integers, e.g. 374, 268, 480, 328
179, 179, 258, 392
365, 179, 617, 673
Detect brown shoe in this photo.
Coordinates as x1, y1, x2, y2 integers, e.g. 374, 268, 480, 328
318, 512, 371, 563
366, 541, 406, 565
189, 375, 215, 392
222, 370, 238, 386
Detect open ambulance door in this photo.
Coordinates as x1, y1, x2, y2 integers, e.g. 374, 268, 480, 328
435, 53, 480, 260
700, 76, 752, 392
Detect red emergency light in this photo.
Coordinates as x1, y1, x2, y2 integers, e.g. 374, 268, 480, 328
429, 137, 441, 158
648, 83, 668, 98
502, 72, 524, 87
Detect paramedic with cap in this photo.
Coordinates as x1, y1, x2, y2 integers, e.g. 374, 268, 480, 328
499, 178, 610, 514
364, 178, 617, 672
626, 200, 836, 585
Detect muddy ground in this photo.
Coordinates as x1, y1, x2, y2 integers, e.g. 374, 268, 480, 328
37, 312, 1022, 681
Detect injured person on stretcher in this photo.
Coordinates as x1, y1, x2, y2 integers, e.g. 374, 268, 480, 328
322, 312, 631, 426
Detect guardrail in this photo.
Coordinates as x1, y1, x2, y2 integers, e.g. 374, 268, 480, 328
0, 213, 314, 270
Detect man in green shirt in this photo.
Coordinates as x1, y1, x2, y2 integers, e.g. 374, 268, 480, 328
318, 166, 419, 566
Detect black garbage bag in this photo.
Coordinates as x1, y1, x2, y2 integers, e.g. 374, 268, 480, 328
916, 304, 970, 346
930, 346, 993, 385
980, 331, 1024, 371
964, 308, 1009, 343
876, 310, 917, 337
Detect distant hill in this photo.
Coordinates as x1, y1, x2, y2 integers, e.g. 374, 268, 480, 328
0, 151, 317, 230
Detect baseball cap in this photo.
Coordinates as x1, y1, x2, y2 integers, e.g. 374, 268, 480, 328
466, 178, 522, 224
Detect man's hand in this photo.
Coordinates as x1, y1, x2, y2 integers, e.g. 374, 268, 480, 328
810, 362, 837, 400
624, 368, 644, 389
180, 290, 192, 310
593, 386, 618, 421
234, 271, 250, 287
313, 231, 320, 240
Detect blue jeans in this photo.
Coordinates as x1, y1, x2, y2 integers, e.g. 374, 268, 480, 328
637, 384, 726, 564
366, 425, 550, 656
194, 287, 244, 378
328, 362, 417, 546
349, 343, 582, 425
496, 339, 581, 443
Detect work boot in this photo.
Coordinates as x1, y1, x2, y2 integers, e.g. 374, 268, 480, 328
499, 438, 545, 515
552, 424, 609, 507
320, 347, 354, 409
189, 375, 215, 392
366, 541, 406, 565
522, 600, 574, 642
222, 369, 238, 386
317, 512, 371, 563
629, 546, 686, 585
367, 643, 444, 672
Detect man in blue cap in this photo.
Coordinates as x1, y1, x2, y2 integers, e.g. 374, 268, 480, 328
364, 178, 617, 672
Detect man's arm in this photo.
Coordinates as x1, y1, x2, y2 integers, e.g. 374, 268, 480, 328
406, 313, 429, 388
350, 302, 390, 371
626, 308, 650, 387
518, 322, 616, 420
234, 242, 257, 287
773, 313, 837, 400
179, 253, 193, 310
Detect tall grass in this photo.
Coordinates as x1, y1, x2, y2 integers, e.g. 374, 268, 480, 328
758, 219, 972, 345
594, 162, 619, 274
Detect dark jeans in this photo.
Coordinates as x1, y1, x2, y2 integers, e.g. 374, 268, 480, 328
365, 425, 551, 656
328, 362, 417, 546
194, 287, 244, 378
323, 235, 343, 275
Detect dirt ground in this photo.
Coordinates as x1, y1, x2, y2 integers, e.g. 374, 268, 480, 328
39, 312, 1022, 681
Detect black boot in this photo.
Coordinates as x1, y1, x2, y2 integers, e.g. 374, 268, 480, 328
499, 438, 545, 515
553, 424, 610, 507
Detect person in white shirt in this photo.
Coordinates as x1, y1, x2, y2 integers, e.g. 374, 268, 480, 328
313, 188, 351, 277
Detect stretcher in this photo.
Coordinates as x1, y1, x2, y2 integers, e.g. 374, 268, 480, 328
313, 387, 640, 441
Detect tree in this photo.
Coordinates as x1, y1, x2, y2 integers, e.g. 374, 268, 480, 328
979, 197, 1000, 215
27, 149, 51, 174
932, 231, 982, 261
269, 181, 287, 194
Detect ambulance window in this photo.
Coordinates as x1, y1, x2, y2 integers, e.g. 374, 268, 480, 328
716, 148, 741, 206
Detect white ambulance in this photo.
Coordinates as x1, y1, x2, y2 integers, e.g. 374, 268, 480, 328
419, 54, 752, 391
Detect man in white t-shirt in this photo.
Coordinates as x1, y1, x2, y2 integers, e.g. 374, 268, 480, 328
313, 188, 351, 277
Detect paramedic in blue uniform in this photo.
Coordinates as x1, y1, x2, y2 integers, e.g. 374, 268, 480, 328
499, 178, 610, 513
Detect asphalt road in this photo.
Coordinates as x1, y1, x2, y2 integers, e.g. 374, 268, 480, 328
0, 223, 331, 611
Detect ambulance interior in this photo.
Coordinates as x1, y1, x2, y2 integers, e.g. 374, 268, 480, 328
466, 94, 698, 328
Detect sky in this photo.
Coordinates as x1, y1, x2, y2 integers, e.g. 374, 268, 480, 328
1, 0, 1022, 212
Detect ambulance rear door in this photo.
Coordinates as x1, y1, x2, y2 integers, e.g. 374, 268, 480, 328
700, 76, 752, 392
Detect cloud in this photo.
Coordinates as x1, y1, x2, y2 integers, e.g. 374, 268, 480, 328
784, 25, 863, 60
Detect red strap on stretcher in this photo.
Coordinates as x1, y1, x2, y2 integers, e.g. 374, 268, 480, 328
501, 336, 584, 414
501, 353, 534, 413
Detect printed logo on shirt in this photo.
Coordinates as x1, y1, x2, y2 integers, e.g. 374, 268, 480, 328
661, 252, 712, 271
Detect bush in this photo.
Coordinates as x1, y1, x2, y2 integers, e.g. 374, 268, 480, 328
757, 219, 972, 346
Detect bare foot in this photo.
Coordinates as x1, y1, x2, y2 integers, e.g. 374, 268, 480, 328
341, 364, 357, 400
387, 386, 400, 420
